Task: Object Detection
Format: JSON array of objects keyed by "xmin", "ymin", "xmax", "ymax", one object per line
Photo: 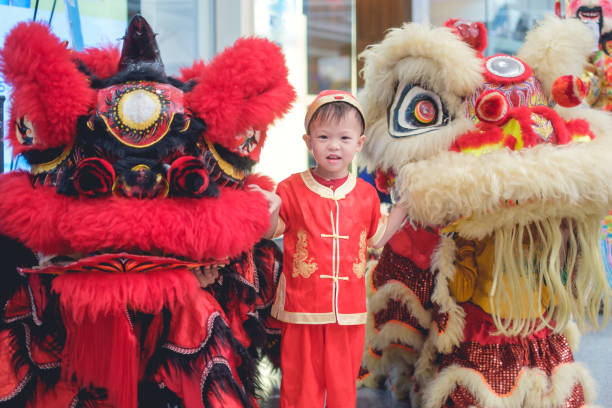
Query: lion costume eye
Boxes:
[{"xmin": 387, "ymin": 82, "xmax": 449, "ymax": 138}]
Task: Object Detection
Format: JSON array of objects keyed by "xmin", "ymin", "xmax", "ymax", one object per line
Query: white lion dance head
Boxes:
[{"xmin": 359, "ymin": 16, "xmax": 612, "ymax": 407}]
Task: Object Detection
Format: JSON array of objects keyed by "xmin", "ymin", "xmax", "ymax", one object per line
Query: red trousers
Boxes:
[{"xmin": 279, "ymin": 322, "xmax": 365, "ymax": 408}]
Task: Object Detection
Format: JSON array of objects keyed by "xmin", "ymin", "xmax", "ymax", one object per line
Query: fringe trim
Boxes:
[
  {"xmin": 486, "ymin": 217, "xmax": 610, "ymax": 336},
  {"xmin": 201, "ymin": 357, "xmax": 252, "ymax": 408},
  {"xmin": 422, "ymin": 361, "xmax": 597, "ymax": 408}
]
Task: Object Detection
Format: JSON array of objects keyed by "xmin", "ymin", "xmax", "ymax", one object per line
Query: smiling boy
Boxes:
[{"xmin": 253, "ymin": 90, "xmax": 405, "ymax": 407}]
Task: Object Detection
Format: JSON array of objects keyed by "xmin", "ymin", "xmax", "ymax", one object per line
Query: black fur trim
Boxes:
[
  {"xmin": 212, "ymin": 143, "xmax": 257, "ymax": 172},
  {"xmin": 242, "ymin": 316, "xmax": 266, "ymax": 351},
  {"xmin": 151, "ymin": 310, "xmax": 258, "ymax": 400},
  {"xmin": 21, "ymin": 146, "xmax": 67, "ymax": 166},
  {"xmin": 0, "ymin": 235, "xmax": 37, "ymax": 318},
  {"xmin": 87, "ymin": 63, "xmax": 181, "ymax": 90},
  {"xmin": 201, "ymin": 361, "xmax": 252, "ymax": 408},
  {"xmin": 138, "ymin": 382, "xmax": 183, "ymax": 408},
  {"xmin": 141, "ymin": 308, "xmax": 172, "ymax": 379},
  {"xmin": 73, "ymin": 387, "xmax": 109, "ymax": 408},
  {"xmin": 76, "ymin": 114, "xmax": 204, "ymax": 164},
  {"xmin": 75, "ymin": 58, "xmax": 197, "ymax": 93}
]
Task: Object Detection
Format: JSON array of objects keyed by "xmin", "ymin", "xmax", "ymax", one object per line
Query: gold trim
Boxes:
[
  {"xmin": 292, "ymin": 229, "xmax": 317, "ymax": 278},
  {"xmin": 101, "ymin": 111, "xmax": 176, "ymax": 149},
  {"xmin": 30, "ymin": 147, "xmax": 72, "ymax": 175},
  {"xmin": 337, "ymin": 312, "xmax": 367, "ymax": 325},
  {"xmin": 274, "ymin": 310, "xmax": 338, "ymax": 324},
  {"xmin": 271, "ymin": 217, "xmax": 286, "ymax": 239},
  {"xmin": 368, "ymin": 214, "xmax": 388, "ymax": 247},
  {"xmin": 271, "ymin": 273, "xmax": 286, "ymax": 319},
  {"xmin": 353, "ymin": 230, "xmax": 367, "ymax": 278},
  {"xmin": 205, "ymin": 138, "xmax": 245, "ymax": 180},
  {"xmin": 299, "ymin": 170, "xmax": 357, "ymax": 199}
]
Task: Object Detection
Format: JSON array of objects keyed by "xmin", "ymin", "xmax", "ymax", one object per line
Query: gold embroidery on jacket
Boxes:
[
  {"xmin": 352, "ymin": 230, "xmax": 367, "ymax": 278},
  {"xmin": 293, "ymin": 229, "xmax": 317, "ymax": 278}
]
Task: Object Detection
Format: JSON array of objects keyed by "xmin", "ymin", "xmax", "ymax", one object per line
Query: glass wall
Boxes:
[
  {"xmin": 429, "ymin": 0, "xmax": 556, "ymax": 55},
  {"xmin": 0, "ymin": 0, "xmax": 129, "ymax": 172},
  {"xmin": 0, "ymin": 0, "xmax": 566, "ymax": 176}
]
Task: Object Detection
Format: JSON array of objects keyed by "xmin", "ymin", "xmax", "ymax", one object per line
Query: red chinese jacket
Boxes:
[{"xmin": 271, "ymin": 170, "xmax": 385, "ymax": 325}]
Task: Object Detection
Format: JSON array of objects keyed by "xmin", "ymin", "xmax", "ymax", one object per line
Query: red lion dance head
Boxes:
[{"xmin": 0, "ymin": 16, "xmax": 294, "ymax": 408}]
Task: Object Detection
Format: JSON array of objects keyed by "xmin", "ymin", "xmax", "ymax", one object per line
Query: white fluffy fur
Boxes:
[
  {"xmin": 396, "ymin": 113, "xmax": 612, "ymax": 233},
  {"xmin": 368, "ymin": 281, "xmax": 433, "ymax": 328},
  {"xmin": 422, "ymin": 362, "xmax": 597, "ymax": 408},
  {"xmin": 563, "ymin": 320, "xmax": 581, "ymax": 353},
  {"xmin": 518, "ymin": 16, "xmax": 595, "ymax": 95},
  {"xmin": 358, "ymin": 22, "xmax": 483, "ymax": 172},
  {"xmin": 368, "ymin": 322, "xmax": 426, "ymax": 353},
  {"xmin": 428, "ymin": 235, "xmax": 465, "ymax": 353},
  {"xmin": 412, "ymin": 235, "xmax": 465, "ymax": 402},
  {"xmin": 359, "ymin": 116, "xmax": 475, "ymax": 173},
  {"xmin": 362, "ymin": 309, "xmax": 419, "ymax": 401}
]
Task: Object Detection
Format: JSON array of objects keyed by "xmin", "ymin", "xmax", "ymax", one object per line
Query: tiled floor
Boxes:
[{"xmin": 258, "ymin": 321, "xmax": 612, "ymax": 407}]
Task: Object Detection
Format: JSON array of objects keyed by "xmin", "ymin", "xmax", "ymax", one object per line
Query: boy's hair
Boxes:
[{"xmin": 307, "ymin": 101, "xmax": 365, "ymax": 134}]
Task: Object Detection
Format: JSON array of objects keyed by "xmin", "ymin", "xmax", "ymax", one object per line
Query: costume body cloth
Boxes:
[
  {"xmin": 437, "ymin": 236, "xmax": 588, "ymax": 407},
  {"xmin": 270, "ymin": 170, "xmax": 385, "ymax": 408}
]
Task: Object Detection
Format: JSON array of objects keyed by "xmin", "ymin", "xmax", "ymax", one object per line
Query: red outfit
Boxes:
[{"xmin": 271, "ymin": 170, "xmax": 384, "ymax": 407}]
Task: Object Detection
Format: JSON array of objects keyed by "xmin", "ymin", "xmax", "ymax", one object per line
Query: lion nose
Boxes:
[{"xmin": 114, "ymin": 163, "xmax": 169, "ymax": 199}]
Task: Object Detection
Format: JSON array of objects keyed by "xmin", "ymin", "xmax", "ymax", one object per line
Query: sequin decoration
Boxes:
[
  {"xmin": 440, "ymin": 329, "xmax": 579, "ymax": 401},
  {"xmin": 448, "ymin": 385, "xmax": 480, "ymax": 407},
  {"xmin": 372, "ymin": 246, "xmax": 436, "ymax": 308},
  {"xmin": 432, "ymin": 303, "xmax": 450, "ymax": 334},
  {"xmin": 373, "ymin": 299, "xmax": 428, "ymax": 336}
]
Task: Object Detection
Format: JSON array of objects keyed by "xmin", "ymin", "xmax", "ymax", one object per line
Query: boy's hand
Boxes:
[
  {"xmin": 248, "ymin": 184, "xmax": 281, "ymax": 214},
  {"xmin": 193, "ymin": 265, "xmax": 220, "ymax": 288}
]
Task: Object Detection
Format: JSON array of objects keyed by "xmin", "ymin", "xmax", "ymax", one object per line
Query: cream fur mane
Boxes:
[{"xmin": 358, "ymin": 23, "xmax": 483, "ymax": 173}]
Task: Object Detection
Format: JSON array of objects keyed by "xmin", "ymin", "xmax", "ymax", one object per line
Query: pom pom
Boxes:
[
  {"xmin": 551, "ymin": 75, "xmax": 585, "ymax": 107},
  {"xmin": 475, "ymin": 90, "xmax": 510, "ymax": 124},
  {"xmin": 168, "ymin": 156, "xmax": 215, "ymax": 197},
  {"xmin": 73, "ymin": 158, "xmax": 116, "ymax": 197},
  {"xmin": 375, "ymin": 168, "xmax": 396, "ymax": 194}
]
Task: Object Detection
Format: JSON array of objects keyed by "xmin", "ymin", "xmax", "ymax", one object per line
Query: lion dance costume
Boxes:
[
  {"xmin": 560, "ymin": 0, "xmax": 612, "ymax": 111},
  {"xmin": 0, "ymin": 16, "xmax": 294, "ymax": 408},
  {"xmin": 357, "ymin": 16, "xmax": 612, "ymax": 407}
]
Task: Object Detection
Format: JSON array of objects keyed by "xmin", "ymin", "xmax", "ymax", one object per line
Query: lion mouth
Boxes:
[
  {"xmin": 578, "ymin": 9, "xmax": 601, "ymax": 21},
  {"xmin": 20, "ymin": 252, "xmax": 228, "ymax": 276}
]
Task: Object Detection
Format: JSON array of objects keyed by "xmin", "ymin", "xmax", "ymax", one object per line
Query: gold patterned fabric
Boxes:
[
  {"xmin": 372, "ymin": 245, "xmax": 436, "ymax": 307},
  {"xmin": 352, "ymin": 230, "xmax": 367, "ymax": 278},
  {"xmin": 292, "ymin": 229, "xmax": 317, "ymax": 278}
]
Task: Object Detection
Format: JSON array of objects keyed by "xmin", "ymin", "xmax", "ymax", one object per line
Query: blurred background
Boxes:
[
  {"xmin": 0, "ymin": 0, "xmax": 556, "ymax": 179},
  {"xmin": 2, "ymin": 1, "xmax": 611, "ymax": 406}
]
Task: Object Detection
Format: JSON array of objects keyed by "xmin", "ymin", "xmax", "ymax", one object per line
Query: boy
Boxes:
[{"xmin": 254, "ymin": 90, "xmax": 404, "ymax": 408}]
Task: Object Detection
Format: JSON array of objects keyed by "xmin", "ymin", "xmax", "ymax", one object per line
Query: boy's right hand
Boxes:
[{"xmin": 248, "ymin": 184, "xmax": 281, "ymax": 215}]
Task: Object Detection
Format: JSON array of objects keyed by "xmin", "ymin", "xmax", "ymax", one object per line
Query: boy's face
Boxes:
[{"xmin": 304, "ymin": 110, "xmax": 365, "ymax": 180}]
